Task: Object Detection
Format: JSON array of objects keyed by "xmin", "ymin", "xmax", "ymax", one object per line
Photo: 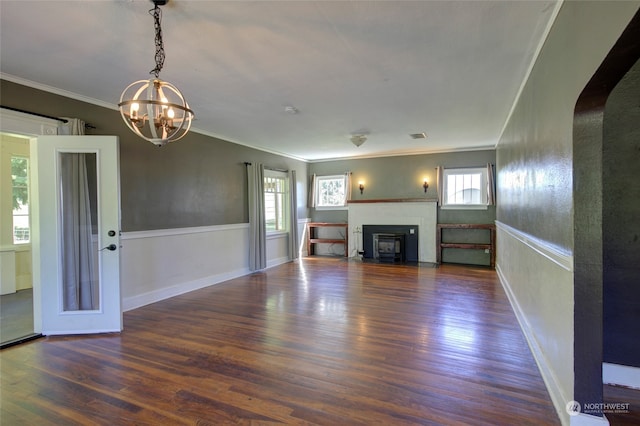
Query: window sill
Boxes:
[
  {"xmin": 440, "ymin": 205, "xmax": 489, "ymax": 210},
  {"xmin": 0, "ymin": 243, "xmax": 31, "ymax": 252},
  {"xmin": 266, "ymin": 230, "xmax": 289, "ymax": 240},
  {"xmin": 314, "ymin": 206, "xmax": 348, "ymax": 211}
]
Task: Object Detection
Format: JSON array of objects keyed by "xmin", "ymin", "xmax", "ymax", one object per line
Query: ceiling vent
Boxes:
[{"xmin": 410, "ymin": 132, "xmax": 427, "ymax": 140}]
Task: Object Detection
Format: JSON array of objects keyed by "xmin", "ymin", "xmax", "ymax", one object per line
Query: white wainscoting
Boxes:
[
  {"xmin": 266, "ymin": 231, "xmax": 291, "ymax": 269},
  {"xmin": 121, "ymin": 224, "xmax": 251, "ymax": 311},
  {"xmin": 120, "ymin": 220, "xmax": 309, "ymax": 311},
  {"xmin": 495, "ymin": 221, "xmax": 575, "ymax": 426},
  {"xmin": 0, "ymin": 249, "xmax": 16, "ymax": 295},
  {"xmin": 603, "ymin": 363, "xmax": 640, "ymax": 390}
]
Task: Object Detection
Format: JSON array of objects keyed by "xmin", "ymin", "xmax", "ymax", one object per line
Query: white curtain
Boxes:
[
  {"xmin": 435, "ymin": 166, "xmax": 444, "ymax": 206},
  {"xmin": 289, "ymin": 170, "xmax": 299, "ymax": 260},
  {"xmin": 487, "ymin": 163, "xmax": 496, "ymax": 206},
  {"xmin": 344, "ymin": 172, "xmax": 352, "ymax": 205},
  {"xmin": 247, "ymin": 163, "xmax": 266, "ymax": 270},
  {"xmin": 308, "ymin": 173, "xmax": 317, "ymax": 208},
  {"xmin": 61, "ymin": 153, "xmax": 96, "ymax": 310},
  {"xmin": 60, "ymin": 117, "xmax": 85, "ymax": 135}
]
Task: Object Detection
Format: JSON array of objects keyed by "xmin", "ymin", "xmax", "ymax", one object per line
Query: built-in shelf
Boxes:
[
  {"xmin": 306, "ymin": 222, "xmax": 348, "ymax": 257},
  {"xmin": 436, "ymin": 223, "xmax": 496, "ymax": 268}
]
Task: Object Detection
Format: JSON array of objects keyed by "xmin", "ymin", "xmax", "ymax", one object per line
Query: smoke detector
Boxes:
[{"xmin": 410, "ymin": 132, "xmax": 427, "ymax": 140}]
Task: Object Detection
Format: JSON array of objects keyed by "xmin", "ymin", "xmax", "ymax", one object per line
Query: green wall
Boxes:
[{"xmin": 309, "ymin": 149, "xmax": 496, "ymax": 265}]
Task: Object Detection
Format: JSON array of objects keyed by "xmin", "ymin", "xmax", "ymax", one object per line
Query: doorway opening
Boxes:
[
  {"xmin": 0, "ymin": 132, "xmax": 38, "ymax": 348},
  {"xmin": 573, "ymin": 8, "xmax": 640, "ymax": 421}
]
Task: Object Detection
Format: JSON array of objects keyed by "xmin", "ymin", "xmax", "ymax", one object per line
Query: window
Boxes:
[
  {"xmin": 264, "ymin": 170, "xmax": 288, "ymax": 232},
  {"xmin": 315, "ymin": 174, "xmax": 348, "ymax": 210},
  {"xmin": 442, "ymin": 167, "xmax": 487, "ymax": 209},
  {"xmin": 11, "ymin": 156, "xmax": 30, "ymax": 243}
]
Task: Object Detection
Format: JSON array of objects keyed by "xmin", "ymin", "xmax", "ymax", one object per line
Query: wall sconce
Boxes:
[
  {"xmin": 358, "ymin": 181, "xmax": 365, "ymax": 194},
  {"xmin": 423, "ymin": 178, "xmax": 429, "ymax": 193}
]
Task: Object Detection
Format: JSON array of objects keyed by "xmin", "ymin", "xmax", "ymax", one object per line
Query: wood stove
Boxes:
[
  {"xmin": 373, "ymin": 233, "xmax": 405, "ymax": 262},
  {"xmin": 362, "ymin": 225, "xmax": 419, "ymax": 263}
]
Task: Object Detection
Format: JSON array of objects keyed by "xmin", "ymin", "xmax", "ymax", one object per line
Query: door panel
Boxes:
[{"xmin": 31, "ymin": 136, "xmax": 121, "ymax": 334}]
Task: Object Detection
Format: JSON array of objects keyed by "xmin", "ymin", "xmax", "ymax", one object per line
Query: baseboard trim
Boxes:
[
  {"xmin": 496, "ymin": 263, "xmax": 570, "ymax": 425},
  {"xmin": 603, "ymin": 363, "xmax": 640, "ymax": 389},
  {"xmin": 266, "ymin": 256, "xmax": 291, "ymax": 269},
  {"xmin": 123, "ymin": 267, "xmax": 250, "ymax": 311}
]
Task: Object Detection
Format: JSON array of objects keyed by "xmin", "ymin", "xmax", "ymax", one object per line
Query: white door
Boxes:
[{"xmin": 31, "ymin": 136, "xmax": 121, "ymax": 335}]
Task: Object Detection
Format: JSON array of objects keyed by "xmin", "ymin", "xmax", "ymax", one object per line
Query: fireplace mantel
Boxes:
[{"xmin": 347, "ymin": 200, "xmax": 437, "ymax": 262}]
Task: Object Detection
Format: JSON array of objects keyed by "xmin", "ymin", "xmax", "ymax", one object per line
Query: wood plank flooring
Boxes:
[{"xmin": 1, "ymin": 259, "xmax": 560, "ymax": 425}]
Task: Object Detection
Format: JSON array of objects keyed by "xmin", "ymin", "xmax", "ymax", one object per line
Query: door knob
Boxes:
[{"xmin": 101, "ymin": 244, "xmax": 117, "ymax": 251}]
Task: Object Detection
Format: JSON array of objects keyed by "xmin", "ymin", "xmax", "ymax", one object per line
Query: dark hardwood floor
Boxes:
[
  {"xmin": 604, "ymin": 384, "xmax": 640, "ymax": 426},
  {"xmin": 1, "ymin": 258, "xmax": 561, "ymax": 425}
]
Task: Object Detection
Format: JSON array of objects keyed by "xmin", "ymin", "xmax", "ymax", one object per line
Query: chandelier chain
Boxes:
[{"xmin": 149, "ymin": 4, "xmax": 165, "ymax": 78}]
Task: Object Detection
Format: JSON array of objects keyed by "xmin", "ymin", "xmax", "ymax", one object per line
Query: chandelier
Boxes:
[{"xmin": 118, "ymin": 0, "xmax": 194, "ymax": 146}]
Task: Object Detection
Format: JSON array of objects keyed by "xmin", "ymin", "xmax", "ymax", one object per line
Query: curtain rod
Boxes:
[
  {"xmin": 436, "ymin": 164, "xmax": 493, "ymax": 169},
  {"xmin": 243, "ymin": 162, "xmax": 288, "ymax": 173},
  {"xmin": 2, "ymin": 105, "xmax": 68, "ymax": 122},
  {"xmin": 1, "ymin": 105, "xmax": 95, "ymax": 129}
]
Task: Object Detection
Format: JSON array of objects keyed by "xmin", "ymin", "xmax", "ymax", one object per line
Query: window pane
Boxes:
[
  {"xmin": 263, "ymin": 172, "xmax": 288, "ymax": 231},
  {"xmin": 12, "ymin": 156, "xmax": 30, "ymax": 244},
  {"xmin": 265, "ymin": 192, "xmax": 277, "ymax": 231},
  {"xmin": 445, "ymin": 171, "xmax": 483, "ymax": 205},
  {"xmin": 316, "ymin": 176, "xmax": 346, "ymax": 207}
]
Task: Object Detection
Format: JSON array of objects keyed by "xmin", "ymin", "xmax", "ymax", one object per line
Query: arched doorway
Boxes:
[{"xmin": 573, "ymin": 8, "xmax": 640, "ymax": 421}]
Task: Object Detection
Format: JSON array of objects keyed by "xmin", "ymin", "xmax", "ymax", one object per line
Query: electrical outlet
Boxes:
[{"xmin": 485, "ymin": 249, "xmax": 490, "ymax": 254}]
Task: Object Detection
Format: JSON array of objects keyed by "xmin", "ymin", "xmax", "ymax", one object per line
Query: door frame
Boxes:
[{"xmin": 0, "ymin": 107, "xmax": 60, "ymax": 335}]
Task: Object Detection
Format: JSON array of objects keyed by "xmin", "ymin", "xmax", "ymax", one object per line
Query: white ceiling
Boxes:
[{"xmin": 0, "ymin": 0, "xmax": 558, "ymax": 161}]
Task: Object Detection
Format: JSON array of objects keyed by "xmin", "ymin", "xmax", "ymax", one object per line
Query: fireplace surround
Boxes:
[{"xmin": 347, "ymin": 199, "xmax": 437, "ymax": 263}]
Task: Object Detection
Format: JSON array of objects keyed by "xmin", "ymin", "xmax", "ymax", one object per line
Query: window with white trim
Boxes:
[
  {"xmin": 264, "ymin": 170, "xmax": 288, "ymax": 232},
  {"xmin": 442, "ymin": 167, "xmax": 488, "ymax": 209},
  {"xmin": 315, "ymin": 174, "xmax": 348, "ymax": 210}
]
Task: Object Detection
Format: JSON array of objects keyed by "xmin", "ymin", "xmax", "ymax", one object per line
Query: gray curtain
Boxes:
[
  {"xmin": 247, "ymin": 163, "xmax": 266, "ymax": 270},
  {"xmin": 435, "ymin": 166, "xmax": 444, "ymax": 206},
  {"xmin": 487, "ymin": 163, "xmax": 496, "ymax": 206},
  {"xmin": 60, "ymin": 117, "xmax": 85, "ymax": 135},
  {"xmin": 344, "ymin": 171, "xmax": 352, "ymax": 205},
  {"xmin": 289, "ymin": 170, "xmax": 299, "ymax": 260},
  {"xmin": 308, "ymin": 173, "xmax": 316, "ymax": 208},
  {"xmin": 61, "ymin": 153, "xmax": 96, "ymax": 310}
]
